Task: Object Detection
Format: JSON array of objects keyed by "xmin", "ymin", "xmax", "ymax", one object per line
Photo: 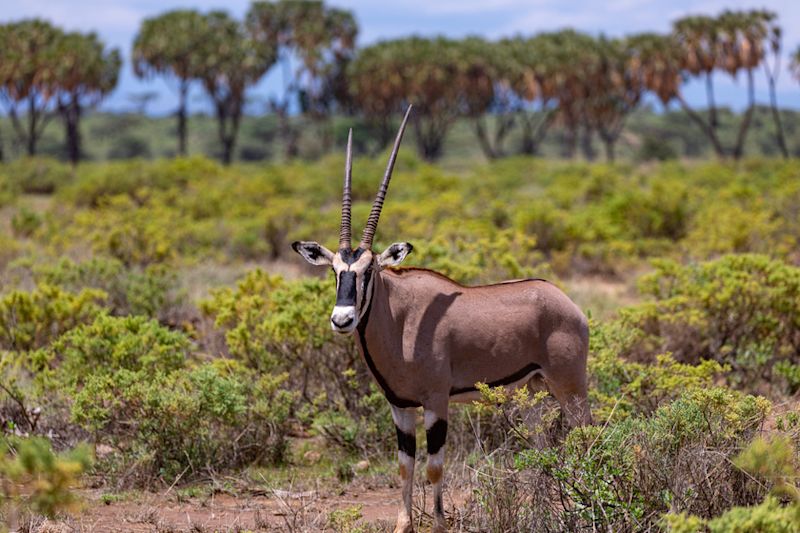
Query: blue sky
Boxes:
[{"xmin": 3, "ymin": 0, "xmax": 799, "ymax": 114}]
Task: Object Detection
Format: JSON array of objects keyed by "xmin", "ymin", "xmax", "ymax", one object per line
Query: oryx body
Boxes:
[{"xmin": 292, "ymin": 107, "xmax": 591, "ymax": 533}]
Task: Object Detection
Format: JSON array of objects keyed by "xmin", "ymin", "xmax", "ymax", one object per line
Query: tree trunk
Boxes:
[
  {"xmin": 580, "ymin": 126, "xmax": 595, "ymax": 161},
  {"xmin": 222, "ymin": 137, "xmax": 234, "ymax": 165},
  {"xmin": 61, "ymin": 95, "xmax": 82, "ymax": 165},
  {"xmin": 766, "ymin": 75, "xmax": 788, "ymax": 159},
  {"xmin": 562, "ymin": 125, "xmax": 578, "ymax": 159},
  {"xmin": 732, "ymin": 68, "xmax": 756, "ymax": 161},
  {"xmin": 216, "ymin": 98, "xmax": 242, "ymax": 166},
  {"xmin": 602, "ymin": 136, "xmax": 615, "ymax": 162},
  {"xmin": 474, "ymin": 117, "xmax": 497, "ymax": 159},
  {"xmin": 276, "ymin": 52, "xmax": 299, "ymax": 160},
  {"xmin": 177, "ymin": 80, "xmax": 189, "ymax": 157},
  {"xmin": 414, "ymin": 117, "xmax": 446, "ymax": 161},
  {"xmin": 484, "ymin": 113, "xmax": 516, "ymax": 159},
  {"xmin": 274, "ymin": 105, "xmax": 299, "ymax": 160},
  {"xmin": 705, "ymin": 72, "xmax": 718, "ymax": 130},
  {"xmin": 519, "ymin": 110, "xmax": 553, "ymax": 155},
  {"xmin": 0, "ymin": 120, "xmax": 5, "ymax": 163},
  {"xmin": 27, "ymin": 95, "xmax": 38, "ymax": 156},
  {"xmin": 676, "ymin": 94, "xmax": 725, "ymax": 158}
]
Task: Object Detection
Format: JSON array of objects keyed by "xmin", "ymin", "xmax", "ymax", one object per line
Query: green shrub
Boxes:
[
  {"xmin": 0, "ymin": 169, "xmax": 19, "ymax": 207},
  {"xmin": 34, "ymin": 257, "xmax": 182, "ymax": 321},
  {"xmin": 637, "ymin": 136, "xmax": 678, "ymax": 161},
  {"xmin": 202, "ymin": 270, "xmax": 395, "ymax": 454},
  {"xmin": 664, "ymin": 436, "xmax": 800, "ymax": 532},
  {"xmin": 590, "ymin": 322, "xmax": 726, "ymax": 420},
  {"xmin": 3, "ymin": 157, "xmax": 73, "ymax": 194},
  {"xmin": 71, "ymin": 360, "xmax": 294, "ymax": 483},
  {"xmin": 0, "ymin": 284, "xmax": 106, "ymax": 351},
  {"xmin": 507, "ymin": 388, "xmax": 771, "ymax": 532},
  {"xmin": 623, "ymin": 255, "xmax": 800, "ymax": 390},
  {"xmin": 10, "ymin": 207, "xmax": 42, "ymax": 238},
  {"xmin": 59, "ymin": 157, "xmax": 220, "ymax": 207},
  {"xmin": 45, "ymin": 314, "xmax": 189, "ymax": 387},
  {"xmin": 311, "ymin": 380, "xmax": 394, "ymax": 455},
  {"xmin": 774, "ymin": 361, "xmax": 800, "ymax": 395},
  {"xmin": 0, "ymin": 436, "xmax": 92, "ymax": 518}
]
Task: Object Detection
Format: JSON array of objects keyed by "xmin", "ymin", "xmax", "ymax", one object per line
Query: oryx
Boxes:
[{"xmin": 292, "ymin": 106, "xmax": 591, "ymax": 533}]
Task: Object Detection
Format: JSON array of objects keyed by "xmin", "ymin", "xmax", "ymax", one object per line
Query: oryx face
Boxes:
[
  {"xmin": 291, "ymin": 106, "xmax": 414, "ymax": 334},
  {"xmin": 291, "ymin": 242, "xmax": 413, "ymax": 334}
]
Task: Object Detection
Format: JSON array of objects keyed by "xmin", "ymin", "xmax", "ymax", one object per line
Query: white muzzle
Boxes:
[{"xmin": 331, "ymin": 305, "xmax": 357, "ymax": 333}]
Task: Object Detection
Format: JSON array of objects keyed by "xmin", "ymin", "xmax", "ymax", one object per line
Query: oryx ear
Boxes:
[
  {"xmin": 378, "ymin": 242, "xmax": 413, "ymax": 268},
  {"xmin": 291, "ymin": 241, "xmax": 335, "ymax": 266}
]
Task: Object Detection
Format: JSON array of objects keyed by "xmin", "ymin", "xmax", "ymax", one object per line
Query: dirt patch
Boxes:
[
  {"xmin": 40, "ymin": 486, "xmax": 400, "ymax": 532},
  {"xmin": 25, "ymin": 480, "xmax": 471, "ymax": 532}
]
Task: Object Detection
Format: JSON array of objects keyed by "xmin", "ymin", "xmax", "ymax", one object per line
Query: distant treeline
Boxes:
[
  {"xmin": 2, "ymin": 106, "xmax": 799, "ymax": 166},
  {"xmin": 2, "ymin": 2, "xmax": 800, "ymax": 164}
]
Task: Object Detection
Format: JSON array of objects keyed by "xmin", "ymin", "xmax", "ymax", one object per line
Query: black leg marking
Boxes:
[
  {"xmin": 426, "ymin": 419, "xmax": 448, "ymax": 455},
  {"xmin": 434, "ymin": 493, "xmax": 443, "ymax": 516},
  {"xmin": 395, "ymin": 425, "xmax": 416, "ymax": 457}
]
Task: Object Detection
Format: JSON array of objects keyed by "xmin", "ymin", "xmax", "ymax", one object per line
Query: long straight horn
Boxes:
[
  {"xmin": 339, "ymin": 128, "xmax": 353, "ymax": 250},
  {"xmin": 360, "ymin": 105, "xmax": 413, "ymax": 250}
]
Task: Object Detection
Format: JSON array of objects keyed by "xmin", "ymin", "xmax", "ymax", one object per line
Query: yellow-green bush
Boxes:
[
  {"xmin": 621, "ymin": 254, "xmax": 800, "ymax": 390},
  {"xmin": 71, "ymin": 360, "xmax": 294, "ymax": 482},
  {"xmin": 506, "ymin": 388, "xmax": 771, "ymax": 532},
  {"xmin": 9, "ymin": 155, "xmax": 798, "ymax": 276},
  {"xmin": 32, "ymin": 257, "xmax": 182, "ymax": 322},
  {"xmin": 202, "ymin": 270, "xmax": 394, "ymax": 454},
  {"xmin": 0, "ymin": 436, "xmax": 92, "ymax": 519},
  {"xmin": 3, "ymin": 157, "xmax": 74, "ymax": 194},
  {"xmin": 590, "ymin": 322, "xmax": 726, "ymax": 419},
  {"xmin": 0, "ymin": 284, "xmax": 106, "ymax": 351},
  {"xmin": 664, "ymin": 436, "xmax": 800, "ymax": 532}
]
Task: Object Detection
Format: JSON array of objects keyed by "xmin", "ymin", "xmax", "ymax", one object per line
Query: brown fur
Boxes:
[
  {"xmin": 357, "ymin": 267, "xmax": 591, "ymax": 425},
  {"xmin": 426, "ymin": 464, "xmax": 443, "ymax": 484}
]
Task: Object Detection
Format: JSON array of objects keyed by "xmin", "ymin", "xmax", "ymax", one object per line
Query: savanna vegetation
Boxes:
[
  {"xmin": 0, "ymin": 153, "xmax": 799, "ymax": 531},
  {"xmin": 2, "ymin": 0, "xmax": 800, "ymax": 531}
]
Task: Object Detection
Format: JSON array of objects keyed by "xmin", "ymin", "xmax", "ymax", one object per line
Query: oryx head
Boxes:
[{"xmin": 292, "ymin": 106, "xmax": 414, "ymax": 334}]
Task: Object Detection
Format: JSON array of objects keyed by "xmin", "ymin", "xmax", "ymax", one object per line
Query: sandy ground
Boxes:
[
  {"xmin": 14, "ymin": 482, "xmax": 471, "ymax": 532},
  {"xmin": 12, "ymin": 487, "xmax": 397, "ymax": 532}
]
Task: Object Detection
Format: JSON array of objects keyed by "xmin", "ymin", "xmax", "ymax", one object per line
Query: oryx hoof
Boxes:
[
  {"xmin": 393, "ymin": 523, "xmax": 414, "ymax": 533},
  {"xmin": 394, "ymin": 511, "xmax": 414, "ymax": 533}
]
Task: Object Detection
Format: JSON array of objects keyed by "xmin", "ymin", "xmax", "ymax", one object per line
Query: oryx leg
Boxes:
[
  {"xmin": 545, "ymin": 372, "xmax": 592, "ymax": 427},
  {"xmin": 424, "ymin": 398, "xmax": 448, "ymax": 533},
  {"xmin": 544, "ymin": 331, "xmax": 593, "ymax": 427},
  {"xmin": 391, "ymin": 405, "xmax": 417, "ymax": 533}
]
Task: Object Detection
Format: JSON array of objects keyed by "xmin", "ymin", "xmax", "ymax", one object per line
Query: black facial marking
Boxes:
[
  {"xmin": 449, "ymin": 363, "xmax": 542, "ymax": 396},
  {"xmin": 336, "ymin": 271, "xmax": 357, "ymax": 306},
  {"xmin": 339, "ymin": 247, "xmax": 365, "ymax": 265},
  {"xmin": 395, "ymin": 425, "xmax": 416, "ymax": 457},
  {"xmin": 426, "ymin": 419, "xmax": 448, "ymax": 455}
]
